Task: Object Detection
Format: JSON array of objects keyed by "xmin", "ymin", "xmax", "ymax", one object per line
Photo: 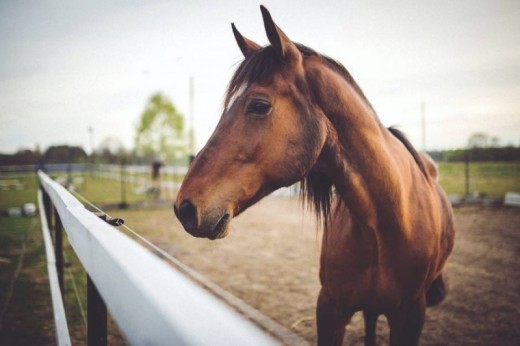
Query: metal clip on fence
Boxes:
[{"xmin": 94, "ymin": 212, "xmax": 124, "ymax": 226}]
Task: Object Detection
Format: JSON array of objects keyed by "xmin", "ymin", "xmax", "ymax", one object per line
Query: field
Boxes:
[
  {"xmin": 0, "ymin": 174, "xmax": 125, "ymax": 345},
  {"xmin": 0, "ymin": 163, "xmax": 519, "ymax": 345},
  {"xmin": 437, "ymin": 161, "xmax": 520, "ymax": 197}
]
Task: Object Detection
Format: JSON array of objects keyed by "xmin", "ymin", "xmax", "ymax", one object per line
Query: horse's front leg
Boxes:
[
  {"xmin": 386, "ymin": 296, "xmax": 426, "ymax": 346},
  {"xmin": 316, "ymin": 288, "xmax": 353, "ymax": 346}
]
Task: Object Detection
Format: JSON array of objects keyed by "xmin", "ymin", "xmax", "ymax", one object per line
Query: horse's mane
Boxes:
[
  {"xmin": 226, "ymin": 44, "xmax": 427, "ymax": 223},
  {"xmin": 387, "ymin": 127, "xmax": 428, "ymax": 178}
]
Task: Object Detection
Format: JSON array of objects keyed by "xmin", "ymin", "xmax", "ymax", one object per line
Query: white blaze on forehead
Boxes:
[{"xmin": 225, "ymin": 83, "xmax": 248, "ymax": 112}]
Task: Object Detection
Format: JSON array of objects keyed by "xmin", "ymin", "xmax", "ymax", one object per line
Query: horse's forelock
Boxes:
[{"xmin": 225, "ymin": 46, "xmax": 280, "ymax": 108}]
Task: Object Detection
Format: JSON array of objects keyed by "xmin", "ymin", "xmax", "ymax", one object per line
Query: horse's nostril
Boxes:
[{"xmin": 176, "ymin": 200, "xmax": 198, "ymax": 231}]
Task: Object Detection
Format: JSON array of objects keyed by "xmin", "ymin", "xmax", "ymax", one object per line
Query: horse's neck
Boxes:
[{"xmin": 308, "ymin": 63, "xmax": 413, "ymax": 231}]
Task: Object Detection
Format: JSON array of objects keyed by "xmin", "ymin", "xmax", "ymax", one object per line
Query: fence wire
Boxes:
[{"xmin": 69, "ymin": 189, "xmax": 309, "ymax": 346}]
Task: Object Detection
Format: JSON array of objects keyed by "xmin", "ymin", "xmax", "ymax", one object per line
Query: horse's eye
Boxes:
[{"xmin": 246, "ymin": 99, "xmax": 271, "ymax": 118}]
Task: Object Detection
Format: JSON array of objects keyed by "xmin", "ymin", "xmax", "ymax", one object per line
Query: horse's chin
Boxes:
[{"xmin": 207, "ymin": 213, "xmax": 232, "ymax": 240}]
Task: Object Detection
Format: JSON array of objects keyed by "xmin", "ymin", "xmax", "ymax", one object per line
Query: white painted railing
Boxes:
[
  {"xmin": 504, "ymin": 192, "xmax": 520, "ymax": 207},
  {"xmin": 37, "ymin": 190, "xmax": 71, "ymax": 346},
  {"xmin": 38, "ymin": 170, "xmax": 278, "ymax": 345}
]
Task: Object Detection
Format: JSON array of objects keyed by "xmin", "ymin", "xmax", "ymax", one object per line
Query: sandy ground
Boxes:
[{"xmin": 117, "ymin": 198, "xmax": 520, "ymax": 345}]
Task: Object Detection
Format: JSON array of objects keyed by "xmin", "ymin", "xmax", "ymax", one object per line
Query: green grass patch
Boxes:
[
  {"xmin": 0, "ymin": 174, "xmax": 38, "ymax": 211},
  {"xmin": 438, "ymin": 161, "xmax": 520, "ymax": 197},
  {"xmin": 76, "ymin": 176, "xmax": 145, "ymax": 205},
  {"xmin": 0, "ymin": 172, "xmax": 126, "ymax": 344},
  {"xmin": 0, "ymin": 214, "xmax": 55, "ymax": 345}
]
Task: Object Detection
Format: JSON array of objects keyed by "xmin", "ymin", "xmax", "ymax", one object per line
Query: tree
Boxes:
[
  {"xmin": 41, "ymin": 145, "xmax": 87, "ymax": 164},
  {"xmin": 97, "ymin": 136, "xmax": 126, "ymax": 163},
  {"xmin": 134, "ymin": 93, "xmax": 188, "ymax": 161},
  {"xmin": 467, "ymin": 132, "xmax": 489, "ymax": 148},
  {"xmin": 0, "ymin": 149, "xmax": 42, "ymax": 166}
]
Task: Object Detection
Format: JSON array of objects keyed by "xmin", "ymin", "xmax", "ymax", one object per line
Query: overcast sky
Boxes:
[{"xmin": 1, "ymin": 0, "xmax": 519, "ymax": 154}]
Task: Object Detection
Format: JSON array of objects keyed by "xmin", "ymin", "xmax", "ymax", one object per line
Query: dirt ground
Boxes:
[{"xmin": 118, "ymin": 198, "xmax": 520, "ymax": 345}]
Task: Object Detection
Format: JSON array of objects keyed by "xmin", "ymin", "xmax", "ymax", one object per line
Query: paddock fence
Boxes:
[
  {"xmin": 1, "ymin": 164, "xmax": 299, "ymax": 204},
  {"xmin": 37, "ymin": 170, "xmax": 280, "ymax": 345}
]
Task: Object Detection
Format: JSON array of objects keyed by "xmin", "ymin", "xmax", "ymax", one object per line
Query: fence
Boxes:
[
  {"xmin": 37, "ymin": 170, "xmax": 278, "ymax": 345},
  {"xmin": 1, "ymin": 163, "xmax": 298, "ymax": 197}
]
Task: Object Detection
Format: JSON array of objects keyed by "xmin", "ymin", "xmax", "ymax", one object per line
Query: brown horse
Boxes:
[{"xmin": 174, "ymin": 6, "xmax": 455, "ymax": 346}]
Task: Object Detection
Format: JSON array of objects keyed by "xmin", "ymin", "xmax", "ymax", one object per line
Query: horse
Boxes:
[{"xmin": 174, "ymin": 6, "xmax": 455, "ymax": 346}]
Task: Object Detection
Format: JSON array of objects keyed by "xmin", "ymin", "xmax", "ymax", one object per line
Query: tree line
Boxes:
[
  {"xmin": 427, "ymin": 146, "xmax": 520, "ymax": 162},
  {"xmin": 0, "ymin": 146, "xmax": 87, "ymax": 166},
  {"xmin": 2, "ymin": 144, "xmax": 519, "ymax": 166}
]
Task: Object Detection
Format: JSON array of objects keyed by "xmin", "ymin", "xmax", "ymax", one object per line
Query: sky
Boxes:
[{"xmin": 1, "ymin": 0, "xmax": 519, "ymax": 154}]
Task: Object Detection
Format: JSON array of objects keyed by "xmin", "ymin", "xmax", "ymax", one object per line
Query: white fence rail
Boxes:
[
  {"xmin": 504, "ymin": 192, "xmax": 520, "ymax": 207},
  {"xmin": 37, "ymin": 190, "xmax": 71, "ymax": 346},
  {"xmin": 38, "ymin": 171, "xmax": 277, "ymax": 345}
]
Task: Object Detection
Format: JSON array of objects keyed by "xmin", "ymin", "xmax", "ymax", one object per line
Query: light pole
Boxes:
[
  {"xmin": 421, "ymin": 102, "xmax": 426, "ymax": 152},
  {"xmin": 88, "ymin": 126, "xmax": 94, "ymax": 177},
  {"xmin": 175, "ymin": 57, "xmax": 196, "ymax": 164},
  {"xmin": 189, "ymin": 75, "xmax": 196, "ymax": 163}
]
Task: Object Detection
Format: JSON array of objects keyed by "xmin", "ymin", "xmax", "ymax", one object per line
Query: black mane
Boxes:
[{"xmin": 387, "ymin": 127, "xmax": 428, "ymax": 177}]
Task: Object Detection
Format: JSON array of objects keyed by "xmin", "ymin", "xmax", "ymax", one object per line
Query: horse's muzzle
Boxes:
[{"xmin": 174, "ymin": 199, "xmax": 231, "ymax": 240}]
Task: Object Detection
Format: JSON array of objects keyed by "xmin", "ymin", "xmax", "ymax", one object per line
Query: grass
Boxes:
[
  {"xmin": 0, "ymin": 210, "xmax": 54, "ymax": 344},
  {"xmin": 0, "ymin": 172, "xmax": 126, "ymax": 345},
  {"xmin": 0, "ymin": 172, "xmax": 155, "ymax": 210},
  {"xmin": 76, "ymin": 176, "xmax": 145, "ymax": 205},
  {"xmin": 66, "ymin": 173, "xmax": 175, "ymax": 206},
  {"xmin": 437, "ymin": 162, "xmax": 520, "ymax": 197},
  {"xmin": 0, "ymin": 174, "xmax": 39, "ymax": 211}
]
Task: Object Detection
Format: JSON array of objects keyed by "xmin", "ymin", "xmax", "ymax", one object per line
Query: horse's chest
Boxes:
[
  {"xmin": 320, "ymin": 228, "xmax": 378, "ymax": 303},
  {"xmin": 320, "ymin": 229, "xmax": 429, "ymax": 310}
]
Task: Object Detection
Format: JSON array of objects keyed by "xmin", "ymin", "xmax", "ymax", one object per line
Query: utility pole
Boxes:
[
  {"xmin": 189, "ymin": 75, "xmax": 195, "ymax": 163},
  {"xmin": 88, "ymin": 126, "xmax": 94, "ymax": 177},
  {"xmin": 464, "ymin": 150, "xmax": 470, "ymax": 197},
  {"xmin": 421, "ymin": 102, "xmax": 426, "ymax": 152},
  {"xmin": 119, "ymin": 156, "xmax": 128, "ymax": 209}
]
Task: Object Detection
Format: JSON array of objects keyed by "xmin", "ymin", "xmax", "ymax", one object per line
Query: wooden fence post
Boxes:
[
  {"xmin": 53, "ymin": 208, "xmax": 64, "ymax": 292},
  {"xmin": 42, "ymin": 188, "xmax": 53, "ymax": 238},
  {"xmin": 87, "ymin": 275, "xmax": 107, "ymax": 346}
]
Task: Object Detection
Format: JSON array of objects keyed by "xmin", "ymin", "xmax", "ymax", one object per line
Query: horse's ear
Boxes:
[
  {"xmin": 232, "ymin": 23, "xmax": 261, "ymax": 58},
  {"xmin": 260, "ymin": 5, "xmax": 299, "ymax": 62}
]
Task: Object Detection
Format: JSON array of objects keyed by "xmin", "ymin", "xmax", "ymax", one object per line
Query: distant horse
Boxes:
[{"xmin": 175, "ymin": 6, "xmax": 455, "ymax": 346}]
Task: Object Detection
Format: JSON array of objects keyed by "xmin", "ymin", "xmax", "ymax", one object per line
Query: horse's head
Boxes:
[{"xmin": 174, "ymin": 6, "xmax": 329, "ymax": 239}]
